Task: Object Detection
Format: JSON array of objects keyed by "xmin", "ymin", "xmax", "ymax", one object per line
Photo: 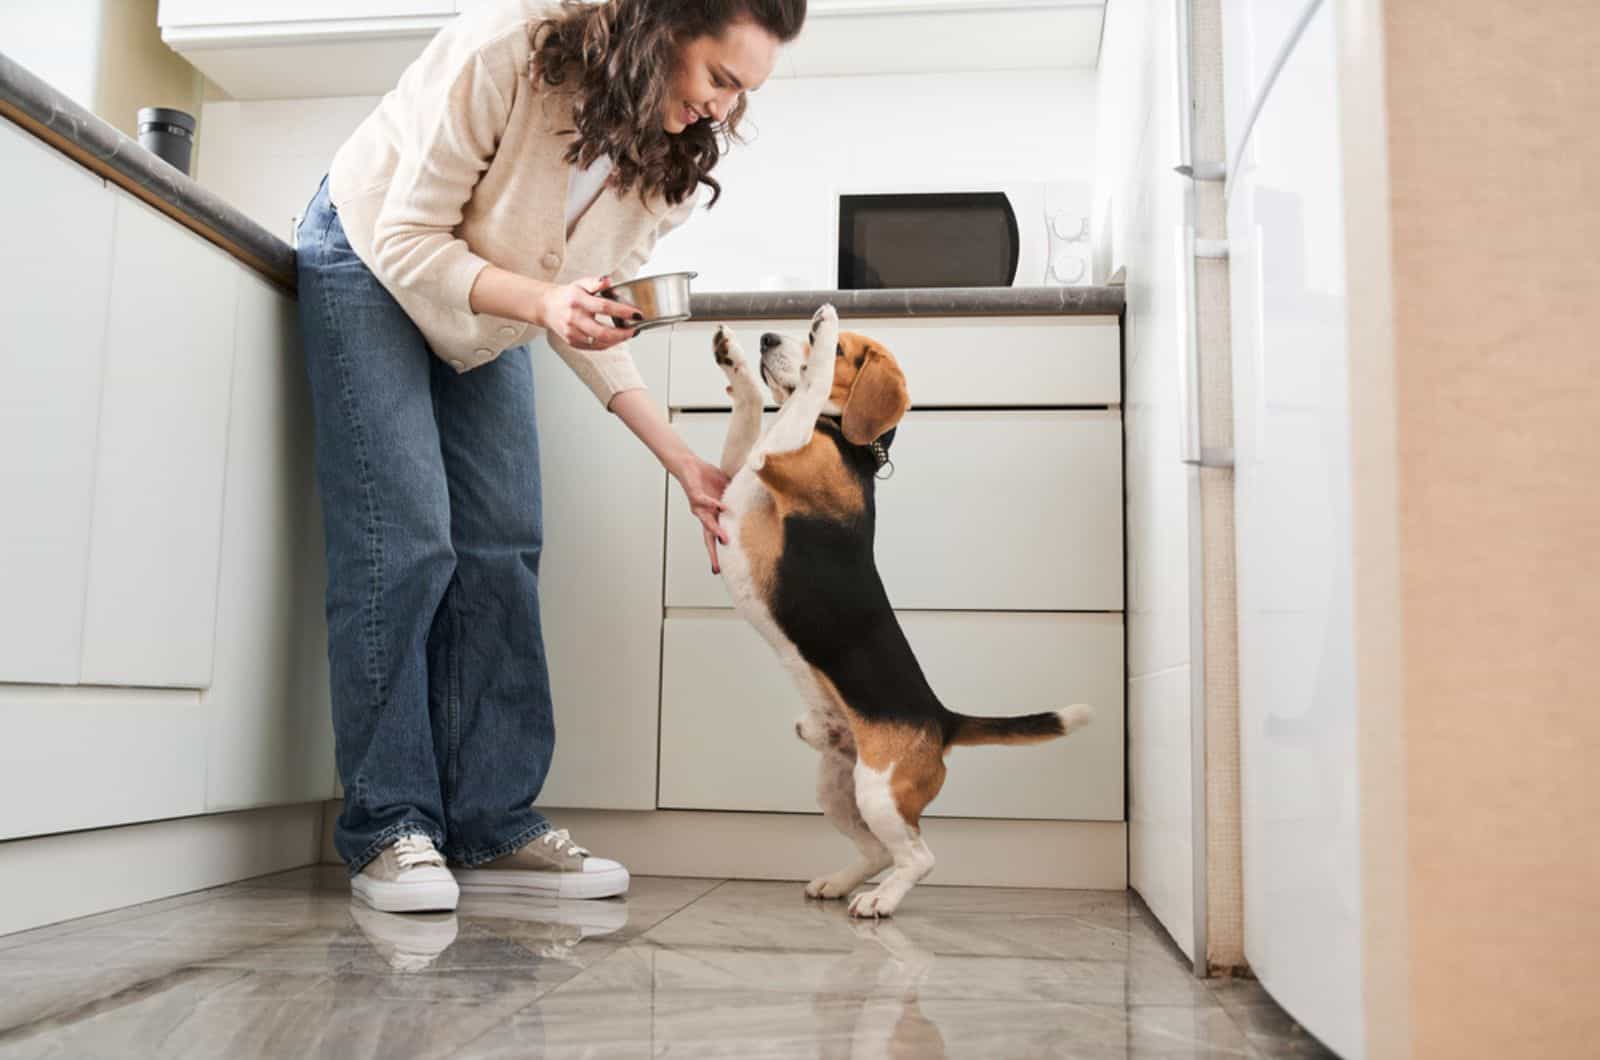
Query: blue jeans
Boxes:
[{"xmin": 295, "ymin": 176, "xmax": 553, "ymax": 874}]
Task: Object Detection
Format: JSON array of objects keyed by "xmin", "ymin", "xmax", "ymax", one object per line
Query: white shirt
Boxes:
[{"xmin": 565, "ymin": 153, "xmax": 615, "ymax": 235}]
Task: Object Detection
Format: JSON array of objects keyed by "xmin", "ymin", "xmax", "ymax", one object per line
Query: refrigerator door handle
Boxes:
[{"xmin": 1177, "ymin": 223, "xmax": 1235, "ymax": 470}]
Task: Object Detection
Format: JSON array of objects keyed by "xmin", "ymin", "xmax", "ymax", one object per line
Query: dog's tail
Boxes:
[{"xmin": 942, "ymin": 704, "xmax": 1093, "ymax": 748}]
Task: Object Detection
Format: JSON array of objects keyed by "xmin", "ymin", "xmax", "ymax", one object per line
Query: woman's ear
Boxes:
[{"xmin": 841, "ymin": 348, "xmax": 910, "ymax": 445}]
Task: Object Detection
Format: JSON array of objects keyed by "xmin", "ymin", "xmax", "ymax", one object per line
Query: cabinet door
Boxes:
[
  {"xmin": 666, "ymin": 410, "xmax": 1125, "ymax": 611},
  {"xmin": 530, "ymin": 330, "xmax": 670, "ymax": 810},
  {"xmin": 0, "ymin": 121, "xmax": 114, "ymax": 684},
  {"xmin": 203, "ymin": 271, "xmax": 336, "ymax": 811},
  {"xmin": 659, "ymin": 610, "xmax": 1124, "ymax": 820},
  {"xmin": 78, "ymin": 191, "xmax": 239, "ymax": 688}
]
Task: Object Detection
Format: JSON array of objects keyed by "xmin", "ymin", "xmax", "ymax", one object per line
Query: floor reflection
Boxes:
[
  {"xmin": 815, "ymin": 919, "xmax": 947, "ymax": 1060},
  {"xmin": 0, "ymin": 871, "xmax": 1334, "ymax": 1059}
]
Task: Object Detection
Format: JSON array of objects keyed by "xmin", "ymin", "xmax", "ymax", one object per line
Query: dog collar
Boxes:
[{"xmin": 818, "ymin": 416, "xmax": 895, "ymax": 481}]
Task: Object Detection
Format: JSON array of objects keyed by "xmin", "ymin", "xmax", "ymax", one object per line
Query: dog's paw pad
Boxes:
[
  {"xmin": 712, "ymin": 325, "xmax": 740, "ymax": 367},
  {"xmin": 810, "ymin": 304, "xmax": 838, "ymax": 337}
]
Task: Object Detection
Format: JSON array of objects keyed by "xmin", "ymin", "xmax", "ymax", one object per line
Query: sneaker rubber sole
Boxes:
[
  {"xmin": 350, "ymin": 874, "xmax": 460, "ymax": 913},
  {"xmin": 453, "ymin": 864, "xmax": 630, "ymax": 900}
]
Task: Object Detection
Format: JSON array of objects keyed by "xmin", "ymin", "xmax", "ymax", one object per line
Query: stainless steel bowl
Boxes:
[{"xmin": 602, "ymin": 270, "xmax": 697, "ymax": 332}]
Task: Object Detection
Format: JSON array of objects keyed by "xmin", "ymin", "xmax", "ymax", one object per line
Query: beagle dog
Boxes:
[{"xmin": 710, "ymin": 304, "xmax": 1093, "ymax": 918}]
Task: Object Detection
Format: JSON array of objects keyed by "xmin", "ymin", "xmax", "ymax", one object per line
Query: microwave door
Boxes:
[
  {"xmin": 837, "ymin": 192, "xmax": 1023, "ymax": 288},
  {"xmin": 1005, "ymin": 184, "xmax": 1047, "ymax": 285}
]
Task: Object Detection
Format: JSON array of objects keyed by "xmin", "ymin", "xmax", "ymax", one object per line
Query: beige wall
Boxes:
[
  {"xmin": 1354, "ymin": 2, "xmax": 1600, "ymax": 1056},
  {"xmin": 93, "ymin": 0, "xmax": 203, "ymax": 142},
  {"xmin": 0, "ymin": 0, "xmax": 201, "ymax": 144}
]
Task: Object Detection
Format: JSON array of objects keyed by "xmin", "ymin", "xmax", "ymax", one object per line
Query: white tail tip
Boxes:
[{"xmin": 1058, "ymin": 704, "xmax": 1094, "ymax": 733}]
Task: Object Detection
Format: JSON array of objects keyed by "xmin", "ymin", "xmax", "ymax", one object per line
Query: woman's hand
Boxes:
[
  {"xmin": 605, "ymin": 391, "xmax": 731, "ymax": 574},
  {"xmin": 675, "ymin": 456, "xmax": 731, "ymax": 574},
  {"xmin": 536, "ymin": 275, "xmax": 645, "ymax": 350}
]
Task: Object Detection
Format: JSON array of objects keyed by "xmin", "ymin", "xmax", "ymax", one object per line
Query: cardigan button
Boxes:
[
  {"xmin": 541, "ymin": 251, "xmax": 561, "ymax": 271},
  {"xmin": 474, "ymin": 348, "xmax": 493, "ymax": 359},
  {"xmin": 449, "ymin": 358, "xmax": 465, "ymax": 370},
  {"xmin": 498, "ymin": 324, "xmax": 519, "ymax": 338}
]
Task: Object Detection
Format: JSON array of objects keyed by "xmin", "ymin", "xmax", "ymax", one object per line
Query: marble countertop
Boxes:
[{"xmin": 0, "ymin": 50, "xmax": 296, "ymax": 289}]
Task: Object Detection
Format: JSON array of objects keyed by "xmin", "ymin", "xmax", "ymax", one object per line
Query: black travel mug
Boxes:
[{"xmin": 137, "ymin": 107, "xmax": 196, "ymax": 176}]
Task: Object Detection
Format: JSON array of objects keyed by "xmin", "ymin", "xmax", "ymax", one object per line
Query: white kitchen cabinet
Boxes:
[
  {"xmin": 0, "ymin": 121, "xmax": 114, "ymax": 685},
  {"xmin": 0, "ymin": 685, "xmax": 209, "ymax": 841},
  {"xmin": 659, "ymin": 610, "xmax": 1124, "ymax": 820},
  {"xmin": 161, "ymin": 1, "xmax": 1105, "ymax": 98},
  {"xmin": 665, "ymin": 410, "xmax": 1125, "ymax": 611},
  {"xmin": 668, "ymin": 316, "xmax": 1122, "ymax": 410},
  {"xmin": 530, "ymin": 330, "xmax": 671, "ymax": 811},
  {"xmin": 77, "ymin": 191, "xmax": 239, "ymax": 689},
  {"xmin": 158, "ymin": 1, "xmax": 452, "ymax": 26},
  {"xmin": 202, "ymin": 271, "xmax": 336, "ymax": 811}
]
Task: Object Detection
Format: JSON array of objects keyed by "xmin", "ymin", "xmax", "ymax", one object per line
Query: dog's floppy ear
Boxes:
[{"xmin": 841, "ymin": 346, "xmax": 910, "ymax": 445}]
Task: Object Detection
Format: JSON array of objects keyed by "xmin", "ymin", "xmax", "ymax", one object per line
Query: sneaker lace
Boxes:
[
  {"xmin": 539, "ymin": 828, "xmax": 590, "ymax": 858},
  {"xmin": 393, "ymin": 834, "xmax": 444, "ymax": 870}
]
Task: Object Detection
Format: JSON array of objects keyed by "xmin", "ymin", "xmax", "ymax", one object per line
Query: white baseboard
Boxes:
[
  {"xmin": 0, "ymin": 803, "xmax": 324, "ymax": 937},
  {"xmin": 318, "ymin": 802, "xmax": 1126, "ymax": 890}
]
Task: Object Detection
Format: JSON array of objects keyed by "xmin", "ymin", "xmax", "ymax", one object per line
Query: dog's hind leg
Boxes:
[
  {"xmin": 805, "ymin": 749, "xmax": 892, "ymax": 900},
  {"xmin": 712, "ymin": 324, "xmax": 763, "ymax": 476},
  {"xmin": 752, "ymin": 303, "xmax": 839, "ymax": 466},
  {"xmin": 848, "ymin": 739, "xmax": 946, "ymax": 918}
]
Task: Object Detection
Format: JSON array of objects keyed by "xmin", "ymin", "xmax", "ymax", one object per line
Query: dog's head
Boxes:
[{"xmin": 757, "ymin": 327, "xmax": 910, "ymax": 445}]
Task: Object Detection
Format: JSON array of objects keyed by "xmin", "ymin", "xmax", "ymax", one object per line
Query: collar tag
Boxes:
[{"xmin": 870, "ymin": 440, "xmax": 895, "ymax": 480}]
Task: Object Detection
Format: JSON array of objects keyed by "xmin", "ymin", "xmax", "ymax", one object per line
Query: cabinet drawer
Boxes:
[
  {"xmin": 667, "ymin": 316, "xmax": 1120, "ymax": 410},
  {"xmin": 667, "ymin": 410, "xmax": 1124, "ymax": 611},
  {"xmin": 659, "ymin": 610, "xmax": 1124, "ymax": 820}
]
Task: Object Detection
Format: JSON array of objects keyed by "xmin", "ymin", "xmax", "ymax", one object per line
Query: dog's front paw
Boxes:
[
  {"xmin": 713, "ymin": 324, "xmax": 760, "ymax": 400},
  {"xmin": 801, "ymin": 304, "xmax": 838, "ymax": 387},
  {"xmin": 808, "ymin": 303, "xmax": 839, "ymax": 356},
  {"xmin": 848, "ymin": 885, "xmax": 901, "ymax": 919}
]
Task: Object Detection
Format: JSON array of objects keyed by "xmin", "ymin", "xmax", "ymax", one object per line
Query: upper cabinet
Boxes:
[
  {"xmin": 160, "ymin": 0, "xmax": 1106, "ymax": 99},
  {"xmin": 158, "ymin": 1, "xmax": 454, "ymax": 25}
]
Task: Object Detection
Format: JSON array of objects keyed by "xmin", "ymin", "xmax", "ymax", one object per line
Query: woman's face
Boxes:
[{"xmin": 663, "ymin": 19, "xmax": 781, "ymax": 134}]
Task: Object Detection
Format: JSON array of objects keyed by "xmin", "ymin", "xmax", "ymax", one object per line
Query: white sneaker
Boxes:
[
  {"xmin": 453, "ymin": 828, "xmax": 629, "ymax": 900},
  {"xmin": 350, "ymin": 834, "xmax": 459, "ymax": 913}
]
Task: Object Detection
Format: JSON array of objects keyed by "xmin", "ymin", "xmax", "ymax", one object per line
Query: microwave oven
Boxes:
[{"xmin": 833, "ymin": 181, "xmax": 1092, "ymax": 290}]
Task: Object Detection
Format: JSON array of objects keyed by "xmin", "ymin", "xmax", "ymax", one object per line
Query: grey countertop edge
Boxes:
[
  {"xmin": 0, "ymin": 50, "xmax": 297, "ymax": 287},
  {"xmin": 692, "ymin": 286, "xmax": 1124, "ymax": 319}
]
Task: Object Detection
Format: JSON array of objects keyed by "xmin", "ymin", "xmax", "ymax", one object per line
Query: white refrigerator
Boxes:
[{"xmin": 1221, "ymin": 0, "xmax": 1363, "ymax": 1056}]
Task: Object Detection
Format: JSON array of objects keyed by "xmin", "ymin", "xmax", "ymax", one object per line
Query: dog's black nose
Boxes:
[{"xmin": 760, "ymin": 332, "xmax": 781, "ymax": 352}]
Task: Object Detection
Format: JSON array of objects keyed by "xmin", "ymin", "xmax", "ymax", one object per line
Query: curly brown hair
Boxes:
[{"xmin": 530, "ymin": 0, "xmax": 805, "ymax": 209}]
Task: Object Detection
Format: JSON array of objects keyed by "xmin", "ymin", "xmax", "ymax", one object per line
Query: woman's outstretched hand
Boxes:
[{"xmin": 675, "ymin": 456, "xmax": 730, "ymax": 573}]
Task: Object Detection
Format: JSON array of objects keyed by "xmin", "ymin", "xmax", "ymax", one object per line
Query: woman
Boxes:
[{"xmin": 295, "ymin": 0, "xmax": 805, "ymax": 914}]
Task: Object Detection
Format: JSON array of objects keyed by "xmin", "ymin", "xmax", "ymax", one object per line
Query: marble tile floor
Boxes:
[{"xmin": 0, "ymin": 868, "xmax": 1336, "ymax": 1059}]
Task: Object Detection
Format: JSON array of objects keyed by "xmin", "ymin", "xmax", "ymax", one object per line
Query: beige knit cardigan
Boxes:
[{"xmin": 328, "ymin": 0, "xmax": 696, "ymax": 407}]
